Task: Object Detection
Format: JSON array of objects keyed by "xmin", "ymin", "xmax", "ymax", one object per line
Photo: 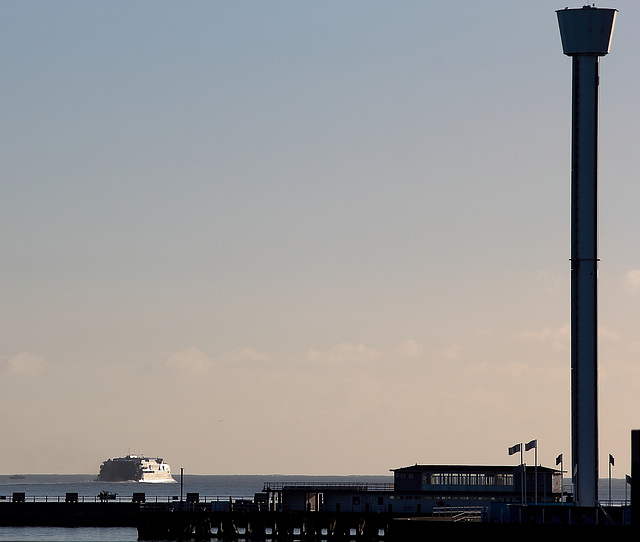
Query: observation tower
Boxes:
[{"xmin": 556, "ymin": 5, "xmax": 617, "ymax": 508}]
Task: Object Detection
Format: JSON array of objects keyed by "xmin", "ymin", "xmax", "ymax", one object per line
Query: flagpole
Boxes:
[
  {"xmin": 626, "ymin": 475, "xmax": 631, "ymax": 506},
  {"xmin": 609, "ymin": 454, "xmax": 614, "ymax": 504},
  {"xmin": 521, "ymin": 445, "xmax": 525, "ymax": 505},
  {"xmin": 524, "ymin": 439, "xmax": 537, "ymax": 505},
  {"xmin": 508, "ymin": 443, "xmax": 525, "ymax": 505},
  {"xmin": 555, "ymin": 453, "xmax": 564, "ymax": 504},
  {"xmin": 561, "ymin": 456, "xmax": 564, "ymax": 503},
  {"xmin": 535, "ymin": 444, "xmax": 538, "ymax": 505}
]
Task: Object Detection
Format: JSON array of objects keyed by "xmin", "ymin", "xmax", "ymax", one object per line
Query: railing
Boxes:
[
  {"xmin": 601, "ymin": 499, "xmax": 630, "ymax": 507},
  {"xmin": 432, "ymin": 505, "xmax": 485, "ymax": 522},
  {"xmin": 0, "ymin": 495, "xmax": 256, "ymax": 504},
  {"xmin": 263, "ymin": 482, "xmax": 394, "ymax": 492}
]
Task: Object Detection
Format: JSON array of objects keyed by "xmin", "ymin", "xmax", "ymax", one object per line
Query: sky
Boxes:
[{"xmin": 1, "ymin": 1, "xmax": 640, "ymax": 478}]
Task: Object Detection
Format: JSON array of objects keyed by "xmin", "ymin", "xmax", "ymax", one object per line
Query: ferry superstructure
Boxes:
[{"xmin": 97, "ymin": 454, "xmax": 175, "ymax": 483}]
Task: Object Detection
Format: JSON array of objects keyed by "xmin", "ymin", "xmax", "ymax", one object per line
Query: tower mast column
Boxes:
[{"xmin": 557, "ymin": 5, "xmax": 617, "ymax": 508}]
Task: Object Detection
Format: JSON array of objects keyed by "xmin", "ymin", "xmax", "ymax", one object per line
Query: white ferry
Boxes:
[{"xmin": 97, "ymin": 454, "xmax": 176, "ymax": 483}]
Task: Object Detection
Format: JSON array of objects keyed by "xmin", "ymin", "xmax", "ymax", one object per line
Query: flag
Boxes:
[
  {"xmin": 525, "ymin": 439, "xmax": 537, "ymax": 451},
  {"xmin": 556, "ymin": 454, "xmax": 563, "ymax": 465},
  {"xmin": 609, "ymin": 454, "xmax": 615, "ymax": 466},
  {"xmin": 508, "ymin": 444, "xmax": 521, "ymax": 455}
]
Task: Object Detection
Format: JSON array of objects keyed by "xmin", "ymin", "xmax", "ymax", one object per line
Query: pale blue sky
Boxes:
[{"xmin": 2, "ymin": 1, "xmax": 640, "ymax": 476}]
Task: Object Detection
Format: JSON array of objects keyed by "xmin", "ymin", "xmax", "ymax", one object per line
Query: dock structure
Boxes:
[
  {"xmin": 0, "ymin": 493, "xmax": 634, "ymax": 539},
  {"xmin": 137, "ymin": 507, "xmax": 398, "ymax": 540},
  {"xmin": 134, "ymin": 504, "xmax": 633, "ymax": 540},
  {"xmin": 1, "ymin": 462, "xmax": 634, "ymax": 535}
]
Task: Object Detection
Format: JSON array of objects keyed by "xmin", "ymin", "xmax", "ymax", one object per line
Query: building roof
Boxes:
[{"xmin": 391, "ymin": 464, "xmax": 559, "ymax": 474}]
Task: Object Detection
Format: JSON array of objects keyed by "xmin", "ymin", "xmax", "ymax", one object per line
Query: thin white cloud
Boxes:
[
  {"xmin": 505, "ymin": 361, "xmax": 528, "ymax": 377},
  {"xmin": 305, "ymin": 342, "xmax": 382, "ymax": 365},
  {"xmin": 441, "ymin": 344, "xmax": 463, "ymax": 361},
  {"xmin": 624, "ymin": 269, "xmax": 640, "ymax": 294},
  {"xmin": 217, "ymin": 346, "xmax": 270, "ymax": 365},
  {"xmin": 515, "ymin": 323, "xmax": 570, "ymax": 351},
  {"xmin": 163, "ymin": 347, "xmax": 213, "ymax": 376},
  {"xmin": 162, "ymin": 345, "xmax": 271, "ymax": 376},
  {"xmin": 304, "ymin": 340, "xmax": 428, "ymax": 367},
  {"xmin": 599, "ymin": 325, "xmax": 620, "ymax": 342},
  {"xmin": 396, "ymin": 339, "xmax": 424, "ymax": 357},
  {"xmin": 2, "ymin": 352, "xmax": 46, "ymax": 376},
  {"xmin": 536, "ymin": 269, "xmax": 564, "ymax": 291}
]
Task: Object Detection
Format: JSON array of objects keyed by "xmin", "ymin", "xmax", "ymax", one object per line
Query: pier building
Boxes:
[{"xmin": 262, "ymin": 463, "xmax": 562, "ymax": 521}]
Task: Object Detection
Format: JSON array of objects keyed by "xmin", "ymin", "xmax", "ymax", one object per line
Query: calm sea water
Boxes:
[{"xmin": 0, "ymin": 474, "xmax": 629, "ymax": 541}]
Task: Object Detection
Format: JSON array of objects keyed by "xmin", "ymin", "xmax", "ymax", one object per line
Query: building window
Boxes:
[{"xmin": 496, "ymin": 474, "xmax": 514, "ymax": 486}]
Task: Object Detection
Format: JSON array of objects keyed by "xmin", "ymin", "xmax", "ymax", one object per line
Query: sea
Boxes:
[{"xmin": 0, "ymin": 474, "xmax": 630, "ymax": 541}]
